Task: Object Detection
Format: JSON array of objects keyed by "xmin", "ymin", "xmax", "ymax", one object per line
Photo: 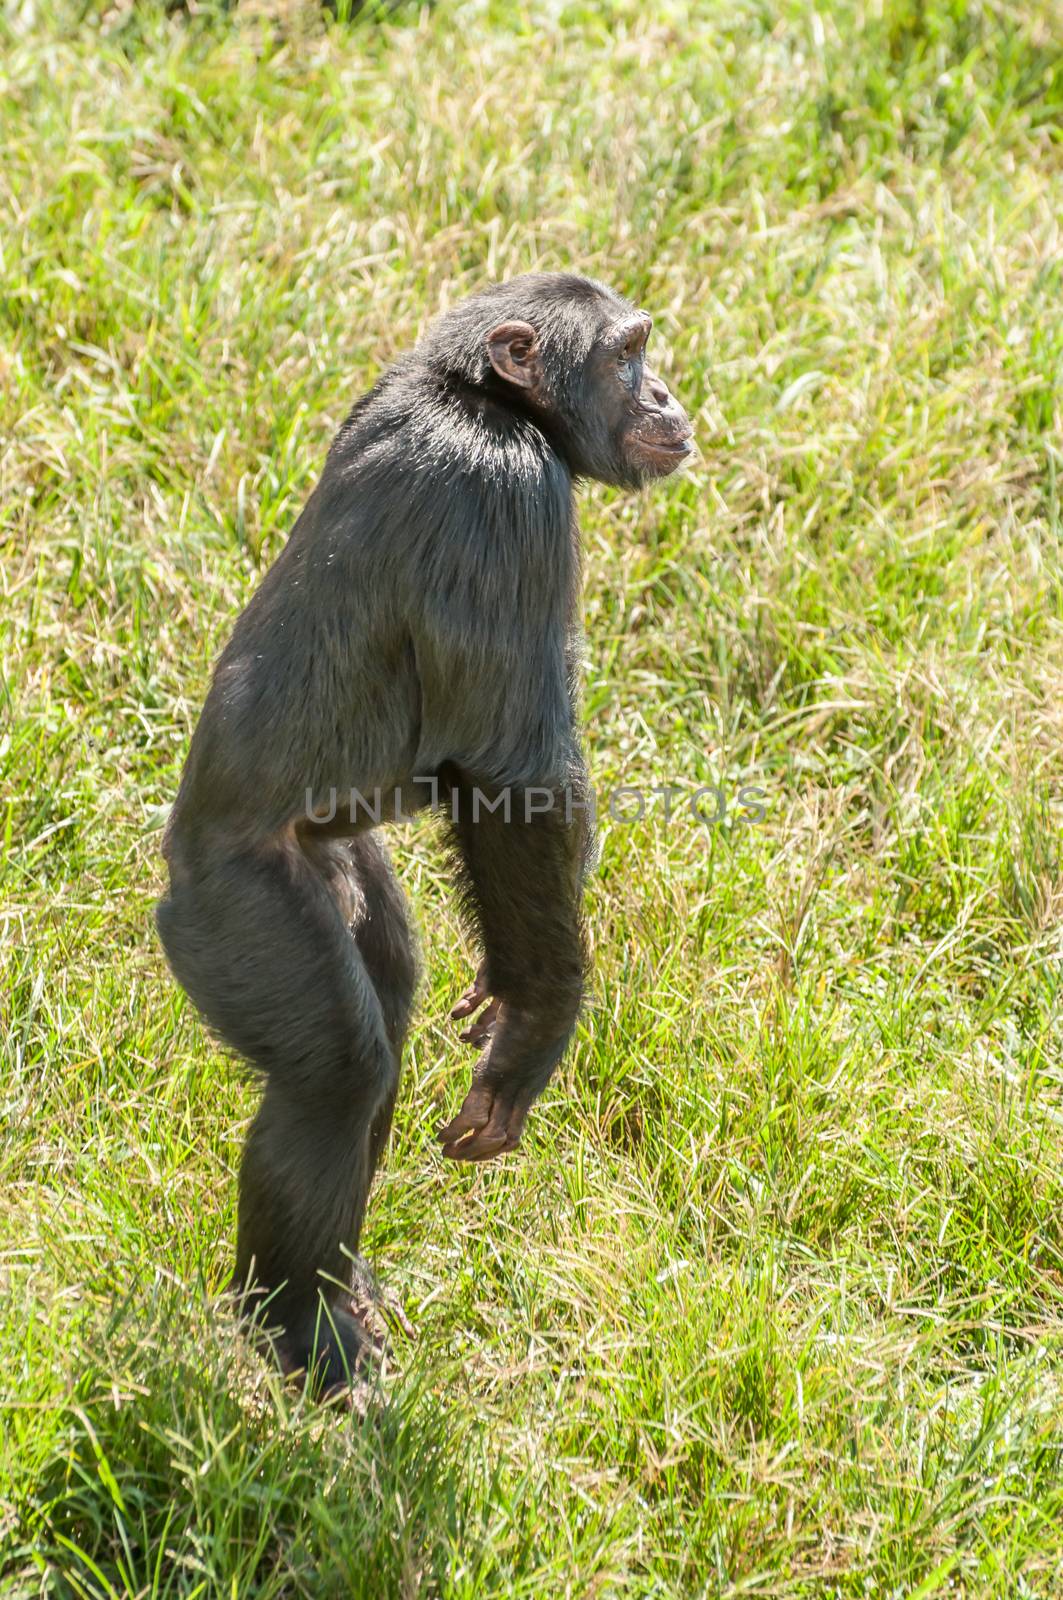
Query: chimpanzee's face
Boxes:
[
  {"xmin": 584, "ymin": 308, "xmax": 694, "ymax": 487},
  {"xmin": 483, "ymin": 293, "xmax": 693, "ymax": 489}
]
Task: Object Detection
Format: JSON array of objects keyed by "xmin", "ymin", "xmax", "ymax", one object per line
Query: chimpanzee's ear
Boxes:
[{"xmin": 485, "ymin": 321, "xmax": 543, "ymax": 392}]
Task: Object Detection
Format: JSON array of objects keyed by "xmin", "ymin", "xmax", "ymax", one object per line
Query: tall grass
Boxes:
[{"xmin": 2, "ymin": 0, "xmax": 1062, "ymax": 1593}]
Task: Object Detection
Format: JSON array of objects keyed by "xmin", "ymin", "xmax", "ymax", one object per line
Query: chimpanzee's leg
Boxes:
[
  {"xmin": 438, "ymin": 777, "xmax": 590, "ymax": 1161},
  {"xmin": 305, "ymin": 833, "xmax": 419, "ymax": 1340},
  {"xmin": 156, "ymin": 826, "xmax": 402, "ymax": 1390},
  {"xmin": 303, "ymin": 832, "xmax": 417, "ymax": 1219}
]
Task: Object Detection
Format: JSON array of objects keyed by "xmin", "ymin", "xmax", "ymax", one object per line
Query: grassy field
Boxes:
[{"xmin": 2, "ymin": 0, "xmax": 1063, "ymax": 1593}]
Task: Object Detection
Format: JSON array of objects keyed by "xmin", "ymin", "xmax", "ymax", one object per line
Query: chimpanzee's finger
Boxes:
[
  {"xmin": 436, "ymin": 1082, "xmax": 493, "ymax": 1147},
  {"xmin": 440, "ymin": 1127, "xmax": 510, "ymax": 1161},
  {"xmin": 459, "ymin": 996, "xmax": 502, "ymax": 1046},
  {"xmin": 450, "ymin": 960, "xmax": 490, "ymax": 1019}
]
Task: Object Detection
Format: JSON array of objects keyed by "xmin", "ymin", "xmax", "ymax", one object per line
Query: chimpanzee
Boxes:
[{"xmin": 157, "ymin": 273, "xmax": 692, "ymax": 1391}]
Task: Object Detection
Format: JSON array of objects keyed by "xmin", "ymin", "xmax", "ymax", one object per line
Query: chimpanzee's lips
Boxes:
[{"xmin": 638, "ymin": 432, "xmax": 695, "ymax": 465}]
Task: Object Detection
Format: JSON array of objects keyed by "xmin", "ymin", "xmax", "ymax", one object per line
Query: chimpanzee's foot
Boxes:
[
  {"xmin": 275, "ymin": 1302, "xmax": 381, "ymax": 1400},
  {"xmin": 231, "ymin": 1281, "xmax": 381, "ymax": 1400},
  {"xmin": 348, "ymin": 1256, "xmax": 415, "ymax": 1341}
]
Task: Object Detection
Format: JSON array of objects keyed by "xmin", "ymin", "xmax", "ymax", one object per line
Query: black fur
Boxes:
[{"xmin": 157, "ymin": 272, "xmax": 690, "ymax": 1390}]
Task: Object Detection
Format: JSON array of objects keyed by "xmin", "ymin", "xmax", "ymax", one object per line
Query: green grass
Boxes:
[{"xmin": 2, "ymin": 0, "xmax": 1062, "ymax": 1593}]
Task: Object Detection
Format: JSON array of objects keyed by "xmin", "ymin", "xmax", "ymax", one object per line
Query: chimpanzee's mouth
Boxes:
[{"xmin": 639, "ymin": 434, "xmax": 694, "ymax": 464}]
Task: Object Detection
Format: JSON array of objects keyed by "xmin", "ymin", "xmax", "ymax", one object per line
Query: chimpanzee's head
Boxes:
[{"xmin": 427, "ymin": 273, "xmax": 694, "ymax": 489}]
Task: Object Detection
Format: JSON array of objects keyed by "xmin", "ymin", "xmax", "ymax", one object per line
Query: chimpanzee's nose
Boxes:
[{"xmin": 647, "ymin": 375, "xmax": 672, "ymax": 408}]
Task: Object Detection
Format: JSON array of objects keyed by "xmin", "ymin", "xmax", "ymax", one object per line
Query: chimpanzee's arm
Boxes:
[
  {"xmin": 412, "ymin": 610, "xmax": 594, "ymax": 1160},
  {"xmin": 406, "ymin": 451, "xmax": 594, "ymax": 1157},
  {"xmin": 437, "ymin": 764, "xmax": 591, "ymax": 1160}
]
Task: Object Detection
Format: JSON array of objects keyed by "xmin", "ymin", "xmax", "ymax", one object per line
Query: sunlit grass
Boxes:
[{"xmin": 2, "ymin": 0, "xmax": 1062, "ymax": 1594}]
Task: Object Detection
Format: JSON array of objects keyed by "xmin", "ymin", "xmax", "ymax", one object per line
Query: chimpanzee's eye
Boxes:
[{"xmin": 617, "ymin": 344, "xmax": 640, "ymax": 381}]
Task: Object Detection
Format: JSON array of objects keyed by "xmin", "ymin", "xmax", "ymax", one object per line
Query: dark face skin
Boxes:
[
  {"xmin": 485, "ymin": 303, "xmax": 693, "ymax": 488},
  {"xmin": 590, "ymin": 308, "xmax": 694, "ymax": 482}
]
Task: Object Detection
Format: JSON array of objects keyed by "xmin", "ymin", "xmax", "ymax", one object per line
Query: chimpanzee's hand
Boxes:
[
  {"xmin": 436, "ymin": 1065, "xmax": 535, "ymax": 1162},
  {"xmin": 450, "ymin": 960, "xmax": 502, "ymax": 1048}
]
